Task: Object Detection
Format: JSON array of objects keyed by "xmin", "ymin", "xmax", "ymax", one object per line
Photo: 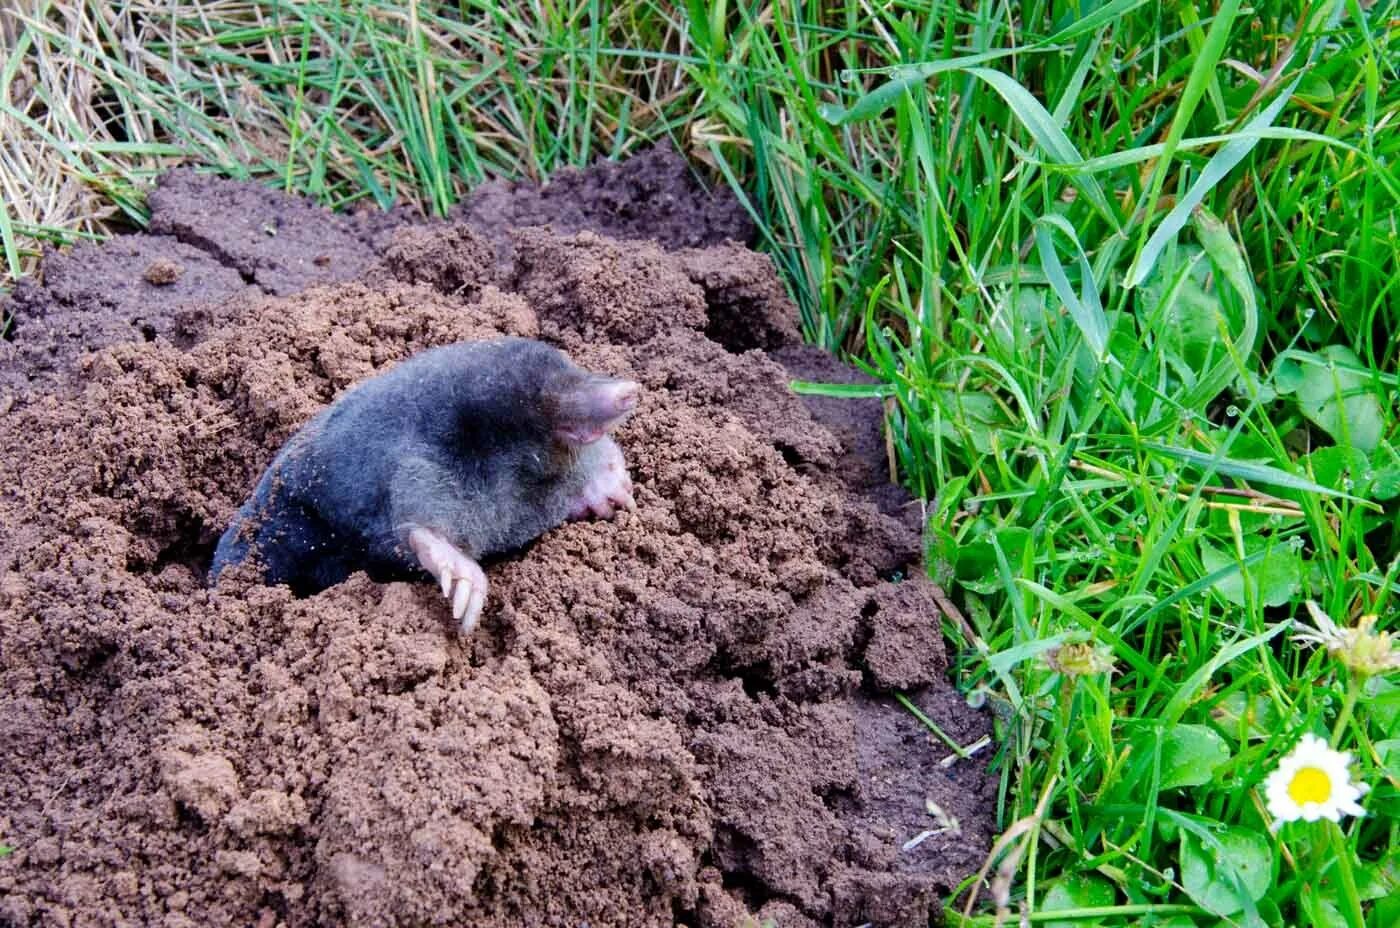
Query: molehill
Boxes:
[{"xmin": 0, "ymin": 148, "xmax": 996, "ymax": 927}]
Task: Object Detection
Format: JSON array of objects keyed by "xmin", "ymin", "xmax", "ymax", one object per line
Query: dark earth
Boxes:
[{"xmin": 0, "ymin": 147, "xmax": 996, "ymax": 927}]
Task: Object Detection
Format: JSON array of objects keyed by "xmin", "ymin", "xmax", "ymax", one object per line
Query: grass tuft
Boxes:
[{"xmin": 0, "ymin": 0, "xmax": 695, "ymax": 284}]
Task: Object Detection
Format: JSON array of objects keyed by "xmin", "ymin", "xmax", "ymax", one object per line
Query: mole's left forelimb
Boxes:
[
  {"xmin": 387, "ymin": 455, "xmax": 490, "ymax": 633},
  {"xmin": 406, "ymin": 525, "xmax": 488, "ymax": 633}
]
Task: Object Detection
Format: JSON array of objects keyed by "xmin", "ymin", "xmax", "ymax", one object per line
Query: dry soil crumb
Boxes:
[
  {"xmin": 142, "ymin": 258, "xmax": 184, "ymax": 286},
  {"xmin": 0, "ymin": 164, "xmax": 993, "ymax": 928},
  {"xmin": 0, "ymin": 235, "xmax": 254, "ymax": 392}
]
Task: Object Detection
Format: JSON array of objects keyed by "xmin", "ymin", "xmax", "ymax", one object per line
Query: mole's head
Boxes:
[
  {"xmin": 465, "ymin": 338, "xmax": 639, "ymax": 450},
  {"xmin": 535, "ymin": 352, "xmax": 641, "ymax": 448}
]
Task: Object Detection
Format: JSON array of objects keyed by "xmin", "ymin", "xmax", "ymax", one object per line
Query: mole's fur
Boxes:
[{"xmin": 210, "ymin": 337, "xmax": 639, "ymax": 630}]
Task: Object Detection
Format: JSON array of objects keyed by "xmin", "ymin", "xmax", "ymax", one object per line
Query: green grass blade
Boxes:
[
  {"xmin": 1142, "ymin": 442, "xmax": 1368, "ymax": 502},
  {"xmin": 817, "ymin": 50, "xmax": 1021, "ymax": 125},
  {"xmin": 1127, "ymin": 76, "xmax": 1303, "ymax": 287},
  {"xmin": 1034, "ymin": 214, "xmax": 1108, "ymax": 360},
  {"xmin": 965, "ymin": 67, "xmax": 1121, "ymax": 231},
  {"xmin": 789, "ymin": 381, "xmax": 894, "ymax": 399}
]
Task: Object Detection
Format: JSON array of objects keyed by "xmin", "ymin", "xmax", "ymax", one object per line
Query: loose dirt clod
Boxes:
[
  {"xmin": 142, "ymin": 258, "xmax": 184, "ymax": 286},
  {"xmin": 0, "ymin": 150, "xmax": 994, "ymax": 927}
]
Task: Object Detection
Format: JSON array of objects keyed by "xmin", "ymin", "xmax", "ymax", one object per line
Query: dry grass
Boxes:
[
  {"xmin": 0, "ymin": 0, "xmax": 692, "ymax": 283},
  {"xmin": 1, "ymin": 1, "xmax": 155, "ymax": 277}
]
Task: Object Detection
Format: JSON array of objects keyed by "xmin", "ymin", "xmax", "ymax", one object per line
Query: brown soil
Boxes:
[{"xmin": 0, "ymin": 149, "xmax": 994, "ymax": 927}]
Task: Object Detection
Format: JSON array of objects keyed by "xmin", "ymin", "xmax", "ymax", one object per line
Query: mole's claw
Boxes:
[
  {"xmin": 452, "ymin": 578, "xmax": 471, "ymax": 623},
  {"xmin": 440, "ymin": 569, "xmax": 454, "ymax": 599},
  {"xmin": 466, "ymin": 585, "xmax": 486, "ymax": 632}
]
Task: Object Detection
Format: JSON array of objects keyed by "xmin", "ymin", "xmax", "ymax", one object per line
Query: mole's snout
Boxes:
[
  {"xmin": 554, "ymin": 376, "xmax": 642, "ymax": 446},
  {"xmin": 604, "ymin": 379, "xmax": 641, "ymax": 413}
]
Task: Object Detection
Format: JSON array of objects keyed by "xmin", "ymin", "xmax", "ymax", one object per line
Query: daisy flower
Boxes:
[
  {"xmin": 1263, "ymin": 733, "xmax": 1369, "ymax": 830},
  {"xmin": 1293, "ymin": 601, "xmax": 1400, "ymax": 677},
  {"xmin": 1042, "ymin": 639, "xmax": 1115, "ymax": 676}
]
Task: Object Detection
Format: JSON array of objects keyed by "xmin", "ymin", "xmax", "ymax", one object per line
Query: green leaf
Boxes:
[
  {"xmin": 0, "ymin": 198, "xmax": 19, "ymax": 280},
  {"xmin": 884, "ymin": 72, "xmax": 1126, "ymax": 229},
  {"xmin": 1211, "ymin": 691, "xmax": 1286, "ymax": 742},
  {"xmin": 1371, "ymin": 894, "xmax": 1400, "ymax": 928},
  {"xmin": 1377, "ymin": 739, "xmax": 1400, "ymax": 779},
  {"xmin": 986, "ymin": 634, "xmax": 1071, "ymax": 676},
  {"xmin": 1199, "ymin": 539, "xmax": 1302, "ymax": 608},
  {"xmin": 1294, "ymin": 72, "xmax": 1336, "ymax": 104},
  {"xmin": 935, "ymin": 389, "xmax": 1004, "ymax": 454},
  {"xmin": 1035, "ymin": 214, "xmax": 1108, "ymax": 360},
  {"xmin": 957, "ymin": 526, "xmax": 1033, "ymax": 583},
  {"xmin": 1300, "ymin": 897, "xmax": 1351, "ymax": 928},
  {"xmin": 965, "ymin": 67, "xmax": 1119, "ymax": 230},
  {"xmin": 924, "ymin": 524, "xmax": 959, "ymax": 588},
  {"xmin": 987, "ymin": 286, "xmax": 1051, "ymax": 357},
  {"xmin": 1353, "ymin": 842, "xmax": 1399, "ymax": 902},
  {"xmin": 1139, "ymin": 245, "xmax": 1238, "ymax": 382},
  {"xmin": 1275, "ymin": 347, "xmax": 1386, "ymax": 454},
  {"xmin": 1041, "ymin": 873, "xmax": 1116, "ymax": 928},
  {"xmin": 1031, "ymin": 127, "xmax": 1359, "ymax": 174},
  {"xmin": 1159, "ymin": 723, "xmax": 1231, "ymax": 789},
  {"xmin": 1186, "ymin": 207, "xmax": 1260, "ymax": 406},
  {"xmin": 684, "ymin": 0, "xmax": 712, "ymax": 51},
  {"xmin": 1047, "ymin": 0, "xmax": 1157, "ymax": 43},
  {"xmin": 1369, "ymin": 678, "xmax": 1400, "ymax": 737},
  {"xmin": 1371, "ymin": 446, "xmax": 1400, "ymax": 501},
  {"xmin": 1194, "ymin": 209, "xmax": 1256, "ymax": 321},
  {"xmin": 817, "ymin": 51, "xmax": 1020, "ymax": 125},
  {"xmin": 1179, "ymin": 826, "xmax": 1273, "ymax": 916},
  {"xmin": 1303, "ymin": 446, "xmax": 1374, "ymax": 497},
  {"xmin": 1162, "ymin": 624, "xmax": 1287, "ymax": 725}
]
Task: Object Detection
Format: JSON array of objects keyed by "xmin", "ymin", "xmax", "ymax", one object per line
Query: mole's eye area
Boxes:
[{"xmin": 548, "ymin": 374, "xmax": 641, "ymax": 446}]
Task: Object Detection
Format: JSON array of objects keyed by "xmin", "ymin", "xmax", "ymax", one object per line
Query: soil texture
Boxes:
[{"xmin": 0, "ymin": 148, "xmax": 994, "ymax": 928}]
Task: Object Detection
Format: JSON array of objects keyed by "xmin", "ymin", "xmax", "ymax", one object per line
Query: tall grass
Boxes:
[
  {"xmin": 690, "ymin": 2, "xmax": 1400, "ymax": 924},
  {"xmin": 3, "ymin": 1, "xmax": 1398, "ymax": 924}
]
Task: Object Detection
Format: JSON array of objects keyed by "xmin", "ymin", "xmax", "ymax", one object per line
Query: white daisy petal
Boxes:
[{"xmin": 1263, "ymin": 733, "xmax": 1371, "ymax": 827}]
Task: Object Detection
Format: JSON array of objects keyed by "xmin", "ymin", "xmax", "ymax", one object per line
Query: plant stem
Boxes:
[
  {"xmin": 1327, "ymin": 820, "xmax": 1364, "ymax": 928},
  {"xmin": 1330, "ymin": 674, "xmax": 1362, "ymax": 748}
]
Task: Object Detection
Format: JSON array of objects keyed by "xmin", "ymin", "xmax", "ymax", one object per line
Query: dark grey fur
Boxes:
[{"xmin": 210, "ymin": 337, "xmax": 627, "ymax": 595}]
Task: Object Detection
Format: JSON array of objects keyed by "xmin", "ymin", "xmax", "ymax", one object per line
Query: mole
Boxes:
[{"xmin": 209, "ymin": 337, "xmax": 640, "ymax": 632}]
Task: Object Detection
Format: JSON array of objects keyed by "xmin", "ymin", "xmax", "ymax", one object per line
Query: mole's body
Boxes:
[{"xmin": 210, "ymin": 337, "xmax": 639, "ymax": 631}]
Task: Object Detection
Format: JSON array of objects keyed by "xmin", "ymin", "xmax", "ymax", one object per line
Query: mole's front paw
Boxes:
[
  {"xmin": 407, "ymin": 526, "xmax": 488, "ymax": 634},
  {"xmin": 568, "ymin": 437, "xmax": 636, "ymax": 521}
]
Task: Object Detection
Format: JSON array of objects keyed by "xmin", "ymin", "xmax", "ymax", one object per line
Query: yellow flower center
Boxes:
[{"xmin": 1287, "ymin": 766, "xmax": 1333, "ymax": 805}]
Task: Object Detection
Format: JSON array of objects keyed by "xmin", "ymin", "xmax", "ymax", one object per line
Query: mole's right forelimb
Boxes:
[
  {"xmin": 563, "ymin": 436, "xmax": 636, "ymax": 520},
  {"xmin": 406, "ymin": 526, "xmax": 488, "ymax": 634}
]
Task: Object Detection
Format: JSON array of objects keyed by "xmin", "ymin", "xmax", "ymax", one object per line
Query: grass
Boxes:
[
  {"xmin": 3, "ymin": 1, "xmax": 1399, "ymax": 925},
  {"xmin": 0, "ymin": 0, "xmax": 695, "ymax": 279}
]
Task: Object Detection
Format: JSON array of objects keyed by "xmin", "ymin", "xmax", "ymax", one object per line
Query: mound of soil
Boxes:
[{"xmin": 0, "ymin": 150, "xmax": 994, "ymax": 927}]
